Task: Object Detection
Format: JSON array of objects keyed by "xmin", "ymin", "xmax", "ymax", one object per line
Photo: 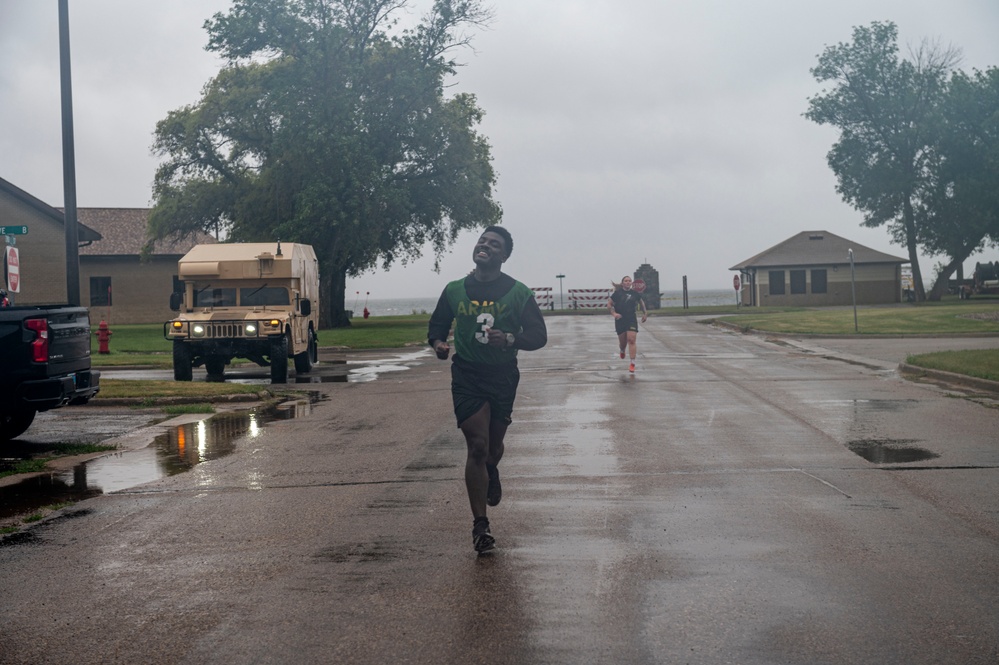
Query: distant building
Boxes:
[
  {"xmin": 0, "ymin": 176, "xmax": 101, "ymax": 305},
  {"xmin": 77, "ymin": 208, "xmax": 215, "ymax": 324},
  {"xmin": 730, "ymin": 231, "xmax": 909, "ymax": 307}
]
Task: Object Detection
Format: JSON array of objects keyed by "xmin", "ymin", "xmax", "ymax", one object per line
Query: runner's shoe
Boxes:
[
  {"xmin": 473, "ymin": 517, "xmax": 495, "ymax": 554},
  {"xmin": 629, "ymin": 362, "xmax": 636, "ymax": 373},
  {"xmin": 486, "ymin": 463, "xmax": 502, "ymax": 506},
  {"xmin": 619, "ymin": 350, "xmax": 625, "ymax": 359}
]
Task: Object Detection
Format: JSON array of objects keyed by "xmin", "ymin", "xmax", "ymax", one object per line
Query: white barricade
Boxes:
[
  {"xmin": 532, "ymin": 287, "xmax": 553, "ymax": 309},
  {"xmin": 569, "ymin": 288, "xmax": 612, "ymax": 309}
]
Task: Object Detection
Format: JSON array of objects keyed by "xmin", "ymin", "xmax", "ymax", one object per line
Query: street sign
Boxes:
[
  {"xmin": 5, "ymin": 246, "xmax": 20, "ymax": 293},
  {"xmin": 632, "ymin": 278, "xmax": 646, "ymax": 293},
  {"xmin": 0, "ymin": 225, "xmax": 28, "ymax": 235},
  {"xmin": 733, "ymin": 274, "xmax": 741, "ymax": 291}
]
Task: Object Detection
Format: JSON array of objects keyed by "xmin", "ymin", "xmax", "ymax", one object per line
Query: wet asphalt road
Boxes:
[{"xmin": 1, "ymin": 317, "xmax": 998, "ymax": 664}]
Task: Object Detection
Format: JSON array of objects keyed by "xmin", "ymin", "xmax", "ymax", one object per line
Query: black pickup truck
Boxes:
[{"xmin": 0, "ymin": 305, "xmax": 100, "ymax": 442}]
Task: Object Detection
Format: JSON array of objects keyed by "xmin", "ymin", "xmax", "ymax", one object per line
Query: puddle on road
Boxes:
[
  {"xmin": 847, "ymin": 438, "xmax": 940, "ymax": 464},
  {"xmin": 0, "ymin": 399, "xmax": 314, "ymax": 521}
]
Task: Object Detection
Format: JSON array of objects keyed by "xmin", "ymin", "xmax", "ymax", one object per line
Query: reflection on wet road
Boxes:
[{"xmin": 0, "ymin": 399, "xmax": 314, "ymax": 519}]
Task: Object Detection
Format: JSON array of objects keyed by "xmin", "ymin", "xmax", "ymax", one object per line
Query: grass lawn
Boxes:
[
  {"xmin": 319, "ymin": 313, "xmax": 430, "ymax": 349},
  {"xmin": 905, "ymin": 349, "xmax": 999, "ymax": 383},
  {"xmin": 713, "ymin": 301, "xmax": 999, "ymax": 335},
  {"xmin": 93, "ymin": 379, "xmax": 265, "ymax": 400}
]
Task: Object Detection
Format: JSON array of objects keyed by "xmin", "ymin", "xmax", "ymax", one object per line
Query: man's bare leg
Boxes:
[{"xmin": 460, "ymin": 403, "xmax": 492, "ymax": 519}]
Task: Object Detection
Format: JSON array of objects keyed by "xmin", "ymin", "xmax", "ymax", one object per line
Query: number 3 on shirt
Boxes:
[{"xmin": 475, "ymin": 313, "xmax": 495, "ymax": 344}]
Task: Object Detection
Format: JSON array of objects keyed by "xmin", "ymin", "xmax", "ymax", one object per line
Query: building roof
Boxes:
[
  {"xmin": 0, "ymin": 176, "xmax": 102, "ymax": 242},
  {"xmin": 73, "ymin": 208, "xmax": 216, "ymax": 256},
  {"xmin": 730, "ymin": 230, "xmax": 908, "ymax": 270}
]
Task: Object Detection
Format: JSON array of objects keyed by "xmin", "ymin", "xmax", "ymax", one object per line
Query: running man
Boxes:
[
  {"xmin": 608, "ymin": 275, "xmax": 647, "ymax": 373},
  {"xmin": 428, "ymin": 226, "xmax": 548, "ymax": 554}
]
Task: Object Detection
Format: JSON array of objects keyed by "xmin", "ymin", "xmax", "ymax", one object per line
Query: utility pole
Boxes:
[
  {"xmin": 556, "ymin": 274, "xmax": 565, "ymax": 310},
  {"xmin": 849, "ymin": 249, "xmax": 858, "ymax": 333},
  {"xmin": 59, "ymin": 0, "xmax": 80, "ymax": 306}
]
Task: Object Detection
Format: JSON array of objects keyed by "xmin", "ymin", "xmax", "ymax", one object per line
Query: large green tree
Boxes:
[
  {"xmin": 148, "ymin": 0, "xmax": 501, "ymax": 326},
  {"xmin": 805, "ymin": 22, "xmax": 958, "ymax": 301},
  {"xmin": 920, "ymin": 67, "xmax": 999, "ymax": 297}
]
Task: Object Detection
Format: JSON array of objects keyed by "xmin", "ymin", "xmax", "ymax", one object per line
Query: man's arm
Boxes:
[
  {"xmin": 513, "ymin": 297, "xmax": 547, "ymax": 351},
  {"xmin": 427, "ymin": 289, "xmax": 454, "ymax": 359}
]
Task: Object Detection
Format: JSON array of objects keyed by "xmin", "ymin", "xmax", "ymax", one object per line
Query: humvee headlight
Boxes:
[
  {"xmin": 269, "ymin": 319, "xmax": 281, "ymax": 327},
  {"xmin": 171, "ymin": 321, "xmax": 183, "ymax": 330},
  {"xmin": 192, "ymin": 324, "xmax": 206, "ymax": 337},
  {"xmin": 245, "ymin": 323, "xmax": 258, "ymax": 336}
]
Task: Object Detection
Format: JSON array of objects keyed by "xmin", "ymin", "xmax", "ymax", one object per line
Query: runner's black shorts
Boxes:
[
  {"xmin": 450, "ymin": 356, "xmax": 520, "ymax": 427},
  {"xmin": 615, "ymin": 316, "xmax": 639, "ymax": 335}
]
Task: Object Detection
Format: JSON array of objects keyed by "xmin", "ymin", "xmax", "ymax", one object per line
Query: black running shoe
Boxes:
[
  {"xmin": 472, "ymin": 517, "xmax": 495, "ymax": 554},
  {"xmin": 486, "ymin": 463, "xmax": 502, "ymax": 507}
]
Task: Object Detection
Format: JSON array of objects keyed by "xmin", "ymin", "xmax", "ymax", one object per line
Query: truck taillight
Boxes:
[{"xmin": 25, "ymin": 317, "xmax": 49, "ymax": 362}]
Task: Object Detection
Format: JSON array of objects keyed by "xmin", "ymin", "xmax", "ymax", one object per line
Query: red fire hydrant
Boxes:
[
  {"xmin": 363, "ymin": 307, "xmax": 370, "ymax": 319},
  {"xmin": 95, "ymin": 320, "xmax": 113, "ymax": 354}
]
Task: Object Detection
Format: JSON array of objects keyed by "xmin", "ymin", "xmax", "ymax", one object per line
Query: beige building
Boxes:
[
  {"xmin": 77, "ymin": 208, "xmax": 215, "ymax": 324},
  {"xmin": 2, "ymin": 176, "xmax": 213, "ymax": 323},
  {"xmin": 1, "ymin": 177, "xmax": 101, "ymax": 305},
  {"xmin": 730, "ymin": 230, "xmax": 909, "ymax": 307}
]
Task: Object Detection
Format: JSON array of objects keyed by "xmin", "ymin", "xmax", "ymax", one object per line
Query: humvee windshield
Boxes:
[
  {"xmin": 240, "ymin": 286, "xmax": 290, "ymax": 307},
  {"xmin": 195, "ymin": 287, "xmax": 237, "ymax": 307}
]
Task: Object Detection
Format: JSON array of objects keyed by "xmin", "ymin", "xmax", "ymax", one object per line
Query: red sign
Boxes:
[
  {"xmin": 5, "ymin": 246, "xmax": 19, "ymax": 293},
  {"xmin": 632, "ymin": 279, "xmax": 646, "ymax": 293},
  {"xmin": 733, "ymin": 274, "xmax": 741, "ymax": 291}
]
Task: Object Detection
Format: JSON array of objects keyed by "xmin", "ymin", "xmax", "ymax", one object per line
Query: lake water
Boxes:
[{"xmin": 355, "ymin": 289, "xmax": 737, "ymax": 317}]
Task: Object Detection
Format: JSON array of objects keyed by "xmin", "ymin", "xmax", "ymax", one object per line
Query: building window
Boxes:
[
  {"xmin": 90, "ymin": 276, "xmax": 112, "ymax": 307},
  {"xmin": 769, "ymin": 271, "xmax": 785, "ymax": 295},
  {"xmin": 790, "ymin": 270, "xmax": 807, "ymax": 294},
  {"xmin": 811, "ymin": 269, "xmax": 827, "ymax": 294}
]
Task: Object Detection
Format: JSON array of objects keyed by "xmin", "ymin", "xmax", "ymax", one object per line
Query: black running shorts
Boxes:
[
  {"xmin": 615, "ymin": 316, "xmax": 639, "ymax": 335},
  {"xmin": 450, "ymin": 357, "xmax": 520, "ymax": 427}
]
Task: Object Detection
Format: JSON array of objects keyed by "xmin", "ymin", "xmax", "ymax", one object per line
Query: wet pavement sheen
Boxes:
[{"xmin": 1, "ymin": 318, "xmax": 997, "ymax": 664}]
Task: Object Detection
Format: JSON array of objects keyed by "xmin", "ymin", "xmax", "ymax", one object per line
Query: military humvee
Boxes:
[{"xmin": 165, "ymin": 242, "xmax": 319, "ymax": 383}]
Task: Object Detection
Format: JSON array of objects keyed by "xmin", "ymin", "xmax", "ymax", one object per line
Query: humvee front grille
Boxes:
[{"xmin": 207, "ymin": 323, "xmax": 244, "ymax": 338}]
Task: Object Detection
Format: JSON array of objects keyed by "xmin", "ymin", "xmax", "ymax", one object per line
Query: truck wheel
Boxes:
[
  {"xmin": 1, "ymin": 409, "xmax": 36, "ymax": 442},
  {"xmin": 294, "ymin": 329, "xmax": 316, "ymax": 374},
  {"xmin": 271, "ymin": 334, "xmax": 289, "ymax": 384},
  {"xmin": 173, "ymin": 340, "xmax": 193, "ymax": 381},
  {"xmin": 205, "ymin": 356, "xmax": 226, "ymax": 382}
]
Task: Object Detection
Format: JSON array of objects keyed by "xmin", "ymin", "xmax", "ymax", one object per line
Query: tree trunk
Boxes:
[
  {"xmin": 927, "ymin": 244, "xmax": 981, "ymax": 301},
  {"xmin": 902, "ymin": 198, "xmax": 927, "ymax": 301},
  {"xmin": 927, "ymin": 260, "xmax": 959, "ymax": 301},
  {"xmin": 321, "ymin": 268, "xmax": 352, "ymax": 329}
]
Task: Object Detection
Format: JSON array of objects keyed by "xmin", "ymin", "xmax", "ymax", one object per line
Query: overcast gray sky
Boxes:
[{"xmin": 2, "ymin": 1, "xmax": 998, "ymax": 299}]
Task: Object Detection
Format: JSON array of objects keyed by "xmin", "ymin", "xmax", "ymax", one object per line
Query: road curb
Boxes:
[
  {"xmin": 712, "ymin": 320, "xmax": 999, "ymax": 394},
  {"xmin": 710, "ymin": 319, "xmax": 999, "ymax": 339},
  {"xmin": 897, "ymin": 363, "xmax": 999, "ymax": 394}
]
